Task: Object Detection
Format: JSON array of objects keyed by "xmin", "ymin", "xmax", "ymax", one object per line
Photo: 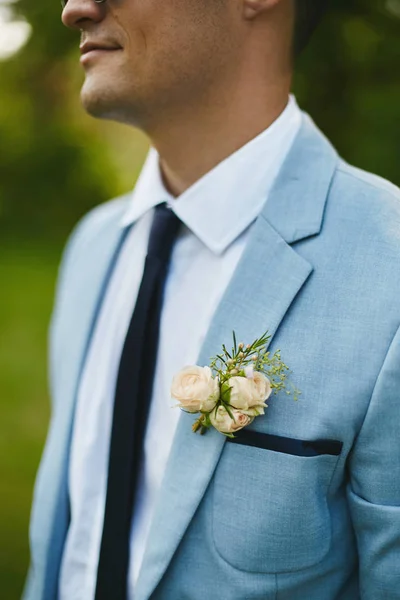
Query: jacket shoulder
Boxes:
[
  {"xmin": 64, "ymin": 194, "xmax": 130, "ymax": 264},
  {"xmin": 56, "ymin": 193, "xmax": 130, "ymax": 289},
  {"xmin": 326, "ymin": 161, "xmax": 400, "ymax": 245},
  {"xmin": 320, "ymin": 160, "xmax": 400, "ymax": 307},
  {"xmin": 334, "ymin": 161, "xmax": 400, "ymax": 210}
]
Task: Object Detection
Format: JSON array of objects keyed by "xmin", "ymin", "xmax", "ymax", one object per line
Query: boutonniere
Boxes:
[{"xmin": 171, "ymin": 331, "xmax": 300, "ymax": 437}]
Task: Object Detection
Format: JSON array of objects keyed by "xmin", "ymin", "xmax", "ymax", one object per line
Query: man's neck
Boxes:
[{"xmin": 148, "ymin": 77, "xmax": 292, "ymax": 198}]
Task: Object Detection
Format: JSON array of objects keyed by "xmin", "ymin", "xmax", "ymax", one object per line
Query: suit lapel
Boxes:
[{"xmin": 135, "ymin": 114, "xmax": 339, "ymax": 600}]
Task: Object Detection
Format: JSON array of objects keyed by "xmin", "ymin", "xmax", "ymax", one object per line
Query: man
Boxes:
[{"xmin": 24, "ymin": 0, "xmax": 400, "ymax": 598}]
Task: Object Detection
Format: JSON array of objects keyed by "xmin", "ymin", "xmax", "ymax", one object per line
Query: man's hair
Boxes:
[{"xmin": 293, "ymin": 0, "xmax": 330, "ymax": 56}]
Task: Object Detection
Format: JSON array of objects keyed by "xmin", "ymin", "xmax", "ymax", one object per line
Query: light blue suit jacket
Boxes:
[{"xmin": 24, "ymin": 115, "xmax": 400, "ymax": 600}]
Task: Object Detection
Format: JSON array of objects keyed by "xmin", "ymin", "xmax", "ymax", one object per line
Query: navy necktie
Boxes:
[{"xmin": 94, "ymin": 203, "xmax": 181, "ymax": 600}]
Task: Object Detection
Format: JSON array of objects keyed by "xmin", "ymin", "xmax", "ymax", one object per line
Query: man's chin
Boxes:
[
  {"xmin": 80, "ymin": 84, "xmax": 115, "ymax": 119},
  {"xmin": 80, "ymin": 82, "xmax": 149, "ymax": 128}
]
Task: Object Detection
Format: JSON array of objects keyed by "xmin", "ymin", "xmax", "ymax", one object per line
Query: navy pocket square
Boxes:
[{"xmin": 227, "ymin": 429, "xmax": 343, "ymax": 457}]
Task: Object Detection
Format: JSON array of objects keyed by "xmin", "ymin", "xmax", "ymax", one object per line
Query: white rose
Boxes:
[
  {"xmin": 241, "ymin": 405, "xmax": 266, "ymax": 417},
  {"xmin": 250, "ymin": 371, "xmax": 272, "ymax": 406},
  {"xmin": 228, "ymin": 372, "xmax": 271, "ymax": 409},
  {"xmin": 228, "ymin": 376, "xmax": 255, "ymax": 410},
  {"xmin": 244, "ymin": 365, "xmax": 254, "ymax": 379},
  {"xmin": 171, "ymin": 365, "xmax": 219, "ymax": 413},
  {"xmin": 210, "ymin": 405, "xmax": 254, "ymax": 434}
]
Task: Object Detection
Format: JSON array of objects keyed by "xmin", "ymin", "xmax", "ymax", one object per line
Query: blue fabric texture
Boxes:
[{"xmin": 24, "ymin": 115, "xmax": 400, "ymax": 600}]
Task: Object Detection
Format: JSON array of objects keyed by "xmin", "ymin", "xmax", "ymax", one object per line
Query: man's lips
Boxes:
[
  {"xmin": 80, "ymin": 41, "xmax": 122, "ymax": 55},
  {"xmin": 79, "ymin": 42, "xmax": 122, "ymax": 65}
]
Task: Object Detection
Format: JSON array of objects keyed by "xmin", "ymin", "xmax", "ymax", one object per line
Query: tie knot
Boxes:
[{"xmin": 146, "ymin": 203, "xmax": 181, "ymax": 261}]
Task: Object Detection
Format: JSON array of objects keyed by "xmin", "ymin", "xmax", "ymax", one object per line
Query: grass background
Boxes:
[{"xmin": 0, "ymin": 241, "xmax": 58, "ymax": 598}]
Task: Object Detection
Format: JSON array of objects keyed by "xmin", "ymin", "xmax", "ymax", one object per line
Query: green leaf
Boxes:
[
  {"xmin": 216, "ymin": 353, "xmax": 228, "ymax": 367},
  {"xmin": 222, "ymin": 345, "xmax": 232, "ymax": 359},
  {"xmin": 221, "ymin": 381, "xmax": 232, "ymax": 403},
  {"xmin": 224, "ymin": 403, "xmax": 236, "ymax": 421}
]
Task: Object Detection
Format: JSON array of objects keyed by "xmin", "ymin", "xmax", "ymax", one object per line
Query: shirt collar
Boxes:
[{"xmin": 120, "ymin": 95, "xmax": 302, "ymax": 255}]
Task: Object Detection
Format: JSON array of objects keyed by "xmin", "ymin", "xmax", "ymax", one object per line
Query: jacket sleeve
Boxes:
[
  {"xmin": 347, "ymin": 324, "xmax": 400, "ymax": 599},
  {"xmin": 23, "ymin": 196, "xmax": 129, "ymax": 600}
]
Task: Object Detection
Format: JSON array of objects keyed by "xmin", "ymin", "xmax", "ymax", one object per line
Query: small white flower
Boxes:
[
  {"xmin": 251, "ymin": 371, "xmax": 272, "ymax": 405},
  {"xmin": 244, "ymin": 365, "xmax": 254, "ymax": 379},
  {"xmin": 171, "ymin": 365, "xmax": 219, "ymax": 413},
  {"xmin": 228, "ymin": 376, "xmax": 255, "ymax": 410},
  {"xmin": 229, "ymin": 373, "xmax": 271, "ymax": 410},
  {"xmin": 242, "ymin": 405, "xmax": 266, "ymax": 417},
  {"xmin": 210, "ymin": 405, "xmax": 254, "ymax": 434}
]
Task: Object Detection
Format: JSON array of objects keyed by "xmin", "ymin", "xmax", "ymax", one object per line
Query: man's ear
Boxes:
[{"xmin": 243, "ymin": 0, "xmax": 284, "ymax": 20}]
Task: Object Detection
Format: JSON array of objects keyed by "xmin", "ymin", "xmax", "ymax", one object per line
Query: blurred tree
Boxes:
[
  {"xmin": 295, "ymin": 0, "xmax": 400, "ymax": 187},
  {"xmin": 0, "ymin": 0, "xmax": 123, "ymax": 240}
]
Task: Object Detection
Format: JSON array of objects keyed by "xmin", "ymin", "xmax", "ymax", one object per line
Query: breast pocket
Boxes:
[{"xmin": 211, "ymin": 433, "xmax": 341, "ymax": 574}]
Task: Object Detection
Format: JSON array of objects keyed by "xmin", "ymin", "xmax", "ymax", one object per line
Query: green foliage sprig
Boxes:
[
  {"xmin": 192, "ymin": 330, "xmax": 300, "ymax": 436},
  {"xmin": 210, "ymin": 330, "xmax": 300, "ymax": 399}
]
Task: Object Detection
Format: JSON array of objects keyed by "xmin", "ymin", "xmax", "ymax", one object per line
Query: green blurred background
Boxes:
[{"xmin": 0, "ymin": 0, "xmax": 399, "ymax": 597}]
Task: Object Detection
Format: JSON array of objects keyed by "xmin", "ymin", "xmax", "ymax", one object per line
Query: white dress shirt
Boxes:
[{"xmin": 59, "ymin": 95, "xmax": 302, "ymax": 600}]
